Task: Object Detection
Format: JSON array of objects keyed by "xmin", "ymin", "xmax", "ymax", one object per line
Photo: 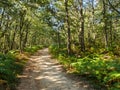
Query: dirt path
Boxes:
[{"xmin": 17, "ymin": 48, "xmax": 94, "ymax": 90}]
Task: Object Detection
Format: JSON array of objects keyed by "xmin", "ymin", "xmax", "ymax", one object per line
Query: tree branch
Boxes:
[{"xmin": 108, "ymin": 0, "xmax": 120, "ymax": 14}]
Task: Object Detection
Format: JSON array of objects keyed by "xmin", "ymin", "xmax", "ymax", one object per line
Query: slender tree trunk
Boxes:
[
  {"xmin": 19, "ymin": 19, "xmax": 23, "ymax": 52},
  {"xmin": 109, "ymin": 18, "xmax": 113, "ymax": 47},
  {"xmin": 11, "ymin": 25, "xmax": 18, "ymax": 50},
  {"xmin": 19, "ymin": 12, "xmax": 25, "ymax": 52},
  {"xmin": 3, "ymin": 19, "xmax": 9, "ymax": 53},
  {"xmin": 79, "ymin": 0, "xmax": 85, "ymax": 52},
  {"xmin": 0, "ymin": 8, "xmax": 5, "ymax": 30},
  {"xmin": 103, "ymin": 0, "xmax": 109, "ymax": 49},
  {"xmin": 6, "ymin": 20, "xmax": 12, "ymax": 51},
  {"xmin": 65, "ymin": 0, "xmax": 71, "ymax": 55},
  {"xmin": 23, "ymin": 23, "xmax": 30, "ymax": 48},
  {"xmin": 92, "ymin": 0, "xmax": 94, "ymax": 32},
  {"xmin": 19, "ymin": 31, "xmax": 23, "ymax": 51},
  {"xmin": 57, "ymin": 31, "xmax": 61, "ymax": 48},
  {"xmin": 92, "ymin": 0, "xmax": 96, "ymax": 46}
]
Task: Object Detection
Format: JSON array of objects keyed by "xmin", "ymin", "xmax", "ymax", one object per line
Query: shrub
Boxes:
[
  {"xmin": 24, "ymin": 45, "xmax": 44, "ymax": 54},
  {"xmin": 49, "ymin": 45, "xmax": 120, "ymax": 89},
  {"xmin": 71, "ymin": 54, "xmax": 120, "ymax": 89},
  {"xmin": 0, "ymin": 52, "xmax": 26, "ymax": 89}
]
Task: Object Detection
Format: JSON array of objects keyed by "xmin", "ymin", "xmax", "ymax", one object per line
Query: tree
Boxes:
[
  {"xmin": 65, "ymin": 0, "xmax": 71, "ymax": 55},
  {"xmin": 103, "ymin": 0, "xmax": 109, "ymax": 49},
  {"xmin": 78, "ymin": 0, "xmax": 85, "ymax": 52}
]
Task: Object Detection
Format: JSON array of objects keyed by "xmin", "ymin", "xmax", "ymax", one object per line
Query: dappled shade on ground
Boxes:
[{"xmin": 17, "ymin": 48, "xmax": 94, "ymax": 90}]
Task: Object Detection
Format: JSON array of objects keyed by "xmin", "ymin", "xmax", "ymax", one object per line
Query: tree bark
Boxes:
[
  {"xmin": 103, "ymin": 0, "xmax": 109, "ymax": 49},
  {"xmin": 23, "ymin": 22, "xmax": 30, "ymax": 48},
  {"xmin": 10, "ymin": 25, "xmax": 18, "ymax": 50},
  {"xmin": 78, "ymin": 0, "xmax": 85, "ymax": 52},
  {"xmin": 65, "ymin": 0, "xmax": 71, "ymax": 55},
  {"xmin": 57, "ymin": 31, "xmax": 61, "ymax": 48}
]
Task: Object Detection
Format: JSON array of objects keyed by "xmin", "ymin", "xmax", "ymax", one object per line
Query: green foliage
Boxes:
[
  {"xmin": 0, "ymin": 52, "xmax": 26, "ymax": 89},
  {"xmin": 49, "ymin": 45, "xmax": 60, "ymax": 57},
  {"xmin": 71, "ymin": 55, "xmax": 120, "ymax": 89},
  {"xmin": 24, "ymin": 45, "xmax": 44, "ymax": 54},
  {"xmin": 50, "ymin": 45, "xmax": 120, "ymax": 89},
  {"xmin": 49, "ymin": 44, "xmax": 67, "ymax": 57},
  {"xmin": 0, "ymin": 45, "xmax": 44, "ymax": 89}
]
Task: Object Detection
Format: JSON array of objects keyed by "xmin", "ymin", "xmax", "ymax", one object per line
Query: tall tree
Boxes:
[
  {"xmin": 103, "ymin": 0, "xmax": 109, "ymax": 49},
  {"xmin": 65, "ymin": 0, "xmax": 71, "ymax": 55},
  {"xmin": 78, "ymin": 0, "xmax": 85, "ymax": 52}
]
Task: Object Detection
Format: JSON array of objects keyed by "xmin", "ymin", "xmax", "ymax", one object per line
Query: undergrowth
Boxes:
[
  {"xmin": 24, "ymin": 45, "xmax": 44, "ymax": 54},
  {"xmin": 49, "ymin": 45, "xmax": 120, "ymax": 90},
  {"xmin": 0, "ymin": 45, "xmax": 44, "ymax": 89},
  {"xmin": 0, "ymin": 52, "xmax": 27, "ymax": 89}
]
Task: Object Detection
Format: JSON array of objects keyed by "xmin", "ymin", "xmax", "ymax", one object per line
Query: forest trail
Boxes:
[{"xmin": 17, "ymin": 48, "xmax": 94, "ymax": 90}]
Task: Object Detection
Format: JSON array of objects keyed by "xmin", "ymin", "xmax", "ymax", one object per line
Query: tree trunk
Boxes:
[
  {"xmin": 11, "ymin": 25, "xmax": 18, "ymax": 50},
  {"xmin": 19, "ymin": 12, "xmax": 25, "ymax": 52},
  {"xmin": 23, "ymin": 23, "xmax": 30, "ymax": 48},
  {"xmin": 57, "ymin": 31, "xmax": 61, "ymax": 48},
  {"xmin": 79, "ymin": 0, "xmax": 85, "ymax": 52},
  {"xmin": 65, "ymin": 0, "xmax": 71, "ymax": 55},
  {"xmin": 103, "ymin": 0, "xmax": 109, "ymax": 49}
]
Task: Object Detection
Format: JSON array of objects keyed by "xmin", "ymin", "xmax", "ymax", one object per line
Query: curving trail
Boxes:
[{"xmin": 17, "ymin": 48, "xmax": 94, "ymax": 90}]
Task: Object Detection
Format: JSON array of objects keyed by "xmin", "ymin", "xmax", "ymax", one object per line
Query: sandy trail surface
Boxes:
[{"xmin": 17, "ymin": 48, "xmax": 94, "ymax": 90}]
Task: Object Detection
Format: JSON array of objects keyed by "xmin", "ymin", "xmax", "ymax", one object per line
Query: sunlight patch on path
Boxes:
[{"xmin": 17, "ymin": 48, "xmax": 94, "ymax": 90}]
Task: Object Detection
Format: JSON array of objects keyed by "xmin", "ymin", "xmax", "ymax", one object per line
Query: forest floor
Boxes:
[{"xmin": 16, "ymin": 48, "xmax": 95, "ymax": 90}]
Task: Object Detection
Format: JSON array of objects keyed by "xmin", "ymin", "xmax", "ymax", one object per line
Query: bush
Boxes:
[
  {"xmin": 49, "ymin": 45, "xmax": 120, "ymax": 89},
  {"xmin": 24, "ymin": 45, "xmax": 44, "ymax": 54},
  {"xmin": 0, "ymin": 45, "xmax": 44, "ymax": 89},
  {"xmin": 71, "ymin": 54, "xmax": 120, "ymax": 89},
  {"xmin": 49, "ymin": 45, "xmax": 67, "ymax": 57},
  {"xmin": 0, "ymin": 52, "xmax": 27, "ymax": 89}
]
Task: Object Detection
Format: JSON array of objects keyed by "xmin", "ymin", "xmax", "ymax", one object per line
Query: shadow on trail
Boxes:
[{"xmin": 17, "ymin": 48, "xmax": 95, "ymax": 90}]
